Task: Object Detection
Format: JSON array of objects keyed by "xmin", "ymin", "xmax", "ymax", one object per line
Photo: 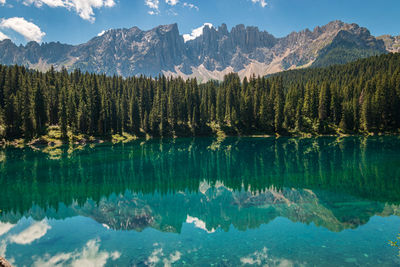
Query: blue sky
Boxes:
[{"xmin": 1, "ymin": 0, "xmax": 400, "ymax": 45}]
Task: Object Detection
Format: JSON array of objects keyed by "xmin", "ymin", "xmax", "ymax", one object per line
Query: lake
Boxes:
[{"xmin": 0, "ymin": 136, "xmax": 400, "ymax": 266}]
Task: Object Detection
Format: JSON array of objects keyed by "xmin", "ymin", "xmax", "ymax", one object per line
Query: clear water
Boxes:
[{"xmin": 0, "ymin": 136, "xmax": 400, "ymax": 266}]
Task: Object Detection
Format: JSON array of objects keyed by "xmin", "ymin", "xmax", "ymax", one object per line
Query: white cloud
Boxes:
[
  {"xmin": 145, "ymin": 0, "xmax": 159, "ymax": 15},
  {"xmin": 0, "ymin": 223, "xmax": 15, "ymax": 258},
  {"xmin": 252, "ymin": 0, "xmax": 267, "ymax": 8},
  {"xmin": 240, "ymin": 247, "xmax": 269, "ymax": 265},
  {"xmin": 23, "ymin": 0, "xmax": 116, "ymax": 22},
  {"xmin": 186, "ymin": 215, "xmax": 216, "ymax": 233},
  {"xmin": 165, "ymin": 0, "xmax": 178, "ymax": 6},
  {"xmin": 147, "ymin": 0, "xmax": 197, "ymax": 15},
  {"xmin": 145, "ymin": 0, "xmax": 159, "ymax": 10},
  {"xmin": 0, "ymin": 222, "xmax": 15, "ymax": 236},
  {"xmin": 23, "ymin": 0, "xmax": 64, "ymax": 8},
  {"xmin": 183, "ymin": 2, "xmax": 198, "ymax": 10},
  {"xmin": 0, "ymin": 17, "xmax": 45, "ymax": 42},
  {"xmin": 0, "ymin": 220, "xmax": 51, "ymax": 260},
  {"xmin": 33, "ymin": 238, "xmax": 121, "ymax": 267},
  {"xmin": 145, "ymin": 248, "xmax": 163, "ymax": 266},
  {"xmin": 183, "ymin": 23, "xmax": 213, "ymax": 42},
  {"xmin": 162, "ymin": 251, "xmax": 182, "ymax": 267},
  {"xmin": 0, "ymin": 240, "xmax": 7, "ymax": 257},
  {"xmin": 240, "ymin": 247, "xmax": 295, "ymax": 266},
  {"xmin": 9, "ymin": 220, "xmax": 51, "ymax": 245},
  {"xmin": 145, "ymin": 246, "xmax": 182, "ymax": 267},
  {"xmin": 0, "ymin": 0, "xmax": 5, "ymax": 5}
]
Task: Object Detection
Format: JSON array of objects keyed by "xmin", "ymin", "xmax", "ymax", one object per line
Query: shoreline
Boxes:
[{"xmin": 0, "ymin": 131, "xmax": 398, "ymax": 151}]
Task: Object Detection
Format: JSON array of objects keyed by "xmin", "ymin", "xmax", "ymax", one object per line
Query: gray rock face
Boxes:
[
  {"xmin": 70, "ymin": 23, "xmax": 185, "ymax": 76},
  {"xmin": 0, "ymin": 20, "xmax": 388, "ymax": 80},
  {"xmin": 377, "ymin": 34, "xmax": 400, "ymax": 53},
  {"xmin": 0, "ymin": 39, "xmax": 72, "ymax": 67},
  {"xmin": 184, "ymin": 23, "xmax": 277, "ymax": 73}
]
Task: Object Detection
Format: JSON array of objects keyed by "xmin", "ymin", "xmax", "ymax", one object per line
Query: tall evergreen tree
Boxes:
[
  {"xmin": 22, "ymin": 80, "xmax": 34, "ymax": 139},
  {"xmin": 59, "ymin": 88, "xmax": 68, "ymax": 140},
  {"xmin": 34, "ymin": 80, "xmax": 47, "ymax": 135},
  {"xmin": 0, "ymin": 52, "xmax": 400, "ymax": 140},
  {"xmin": 274, "ymin": 78, "xmax": 284, "ymax": 133},
  {"xmin": 318, "ymin": 82, "xmax": 331, "ymax": 122}
]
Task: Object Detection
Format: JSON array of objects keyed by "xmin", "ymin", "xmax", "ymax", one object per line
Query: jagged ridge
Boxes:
[{"xmin": 0, "ymin": 20, "xmax": 391, "ymax": 81}]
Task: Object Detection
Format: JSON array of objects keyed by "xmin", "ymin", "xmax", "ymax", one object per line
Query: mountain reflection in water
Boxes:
[
  {"xmin": 1, "ymin": 137, "xmax": 400, "ymax": 266},
  {"xmin": 1, "ymin": 136, "xmax": 399, "ymax": 232}
]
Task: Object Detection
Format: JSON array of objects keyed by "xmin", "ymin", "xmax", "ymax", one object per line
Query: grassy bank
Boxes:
[{"xmin": 0, "ymin": 122, "xmax": 398, "ymax": 151}]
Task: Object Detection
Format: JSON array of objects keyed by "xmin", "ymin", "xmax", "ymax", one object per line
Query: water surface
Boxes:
[{"xmin": 1, "ymin": 137, "xmax": 400, "ymax": 266}]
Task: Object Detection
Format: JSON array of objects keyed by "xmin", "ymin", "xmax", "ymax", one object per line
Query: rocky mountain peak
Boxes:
[
  {"xmin": 217, "ymin": 23, "xmax": 229, "ymax": 35},
  {"xmin": 377, "ymin": 34, "xmax": 400, "ymax": 53},
  {"xmin": 156, "ymin": 23, "xmax": 179, "ymax": 33},
  {"xmin": 0, "ymin": 21, "xmax": 391, "ymax": 81}
]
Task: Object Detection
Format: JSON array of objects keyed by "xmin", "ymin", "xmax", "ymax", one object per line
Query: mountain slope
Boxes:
[
  {"xmin": 377, "ymin": 34, "xmax": 400, "ymax": 53},
  {"xmin": 0, "ymin": 20, "xmax": 389, "ymax": 81}
]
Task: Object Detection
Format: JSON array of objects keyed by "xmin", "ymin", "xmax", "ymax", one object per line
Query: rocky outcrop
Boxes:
[
  {"xmin": 377, "ymin": 34, "xmax": 400, "ymax": 53},
  {"xmin": 0, "ymin": 257, "xmax": 13, "ymax": 267},
  {"xmin": 71, "ymin": 23, "xmax": 185, "ymax": 76},
  {"xmin": 0, "ymin": 20, "xmax": 388, "ymax": 81}
]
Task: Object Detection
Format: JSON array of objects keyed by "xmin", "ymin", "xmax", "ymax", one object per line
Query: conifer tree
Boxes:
[
  {"xmin": 59, "ymin": 88, "xmax": 68, "ymax": 140},
  {"xmin": 318, "ymin": 82, "xmax": 331, "ymax": 122},
  {"xmin": 361, "ymin": 92, "xmax": 372, "ymax": 132},
  {"xmin": 0, "ymin": 53, "xmax": 400, "ymax": 140},
  {"xmin": 34, "ymin": 80, "xmax": 47, "ymax": 135},
  {"xmin": 22, "ymin": 81, "xmax": 34, "ymax": 139},
  {"xmin": 274, "ymin": 78, "xmax": 284, "ymax": 133}
]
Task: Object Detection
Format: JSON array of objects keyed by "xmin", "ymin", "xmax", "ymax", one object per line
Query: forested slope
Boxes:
[{"xmin": 0, "ymin": 53, "xmax": 399, "ymax": 141}]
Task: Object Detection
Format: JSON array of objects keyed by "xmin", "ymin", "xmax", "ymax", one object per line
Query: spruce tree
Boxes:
[
  {"xmin": 59, "ymin": 88, "xmax": 68, "ymax": 140},
  {"xmin": 22, "ymin": 81, "xmax": 34, "ymax": 139},
  {"xmin": 34, "ymin": 80, "xmax": 47, "ymax": 136},
  {"xmin": 318, "ymin": 82, "xmax": 331, "ymax": 122},
  {"xmin": 274, "ymin": 79, "xmax": 284, "ymax": 133}
]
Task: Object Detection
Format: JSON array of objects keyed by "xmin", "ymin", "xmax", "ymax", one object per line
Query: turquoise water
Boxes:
[{"xmin": 0, "ymin": 137, "xmax": 400, "ymax": 266}]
